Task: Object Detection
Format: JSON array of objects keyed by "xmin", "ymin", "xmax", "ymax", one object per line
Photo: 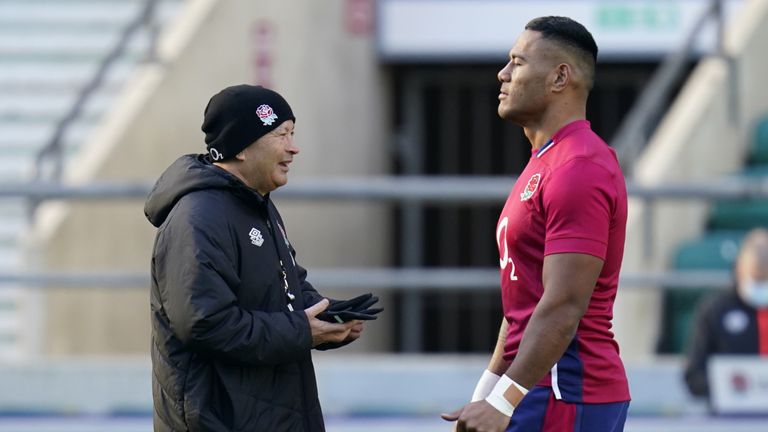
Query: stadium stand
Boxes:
[
  {"xmin": 0, "ymin": 0, "xmax": 183, "ymax": 358},
  {"xmin": 660, "ymin": 113, "xmax": 768, "ymax": 353},
  {"xmin": 615, "ymin": 0, "xmax": 768, "ymax": 360}
]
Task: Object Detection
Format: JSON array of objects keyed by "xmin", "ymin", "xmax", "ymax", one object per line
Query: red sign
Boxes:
[
  {"xmin": 251, "ymin": 20, "xmax": 274, "ymax": 87},
  {"xmin": 346, "ymin": 0, "xmax": 374, "ymax": 35}
]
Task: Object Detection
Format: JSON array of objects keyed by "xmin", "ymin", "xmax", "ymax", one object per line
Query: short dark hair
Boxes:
[{"xmin": 525, "ymin": 16, "xmax": 598, "ymax": 64}]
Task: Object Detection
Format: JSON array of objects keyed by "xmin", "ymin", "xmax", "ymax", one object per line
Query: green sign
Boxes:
[{"xmin": 597, "ymin": 3, "xmax": 681, "ymax": 31}]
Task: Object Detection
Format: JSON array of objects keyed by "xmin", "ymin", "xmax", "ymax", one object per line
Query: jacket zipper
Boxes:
[
  {"xmin": 264, "ymin": 209, "xmax": 296, "ymax": 311},
  {"xmin": 265, "ymin": 203, "xmax": 313, "ymax": 431}
]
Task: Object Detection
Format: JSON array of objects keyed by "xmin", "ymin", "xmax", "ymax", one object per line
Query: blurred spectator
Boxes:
[{"xmin": 684, "ymin": 228, "xmax": 768, "ymax": 398}]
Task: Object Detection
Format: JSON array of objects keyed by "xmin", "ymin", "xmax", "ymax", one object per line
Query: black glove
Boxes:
[
  {"xmin": 328, "ymin": 293, "xmax": 376, "ymax": 313},
  {"xmin": 314, "ymin": 295, "xmax": 383, "ymax": 350},
  {"xmin": 318, "ymin": 293, "xmax": 383, "ymax": 323},
  {"xmin": 319, "ymin": 309, "xmax": 379, "ymax": 323}
]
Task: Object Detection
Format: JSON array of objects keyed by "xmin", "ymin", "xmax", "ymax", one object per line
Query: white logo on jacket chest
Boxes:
[{"xmin": 249, "ymin": 228, "xmax": 264, "ymax": 247}]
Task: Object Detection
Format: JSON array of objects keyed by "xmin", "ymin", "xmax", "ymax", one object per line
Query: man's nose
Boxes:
[
  {"xmin": 498, "ymin": 63, "xmax": 511, "ymax": 82},
  {"xmin": 287, "ymin": 138, "xmax": 300, "ymax": 154}
]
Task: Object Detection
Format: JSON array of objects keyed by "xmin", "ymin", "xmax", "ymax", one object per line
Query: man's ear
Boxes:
[{"xmin": 551, "ymin": 63, "xmax": 571, "ymax": 93}]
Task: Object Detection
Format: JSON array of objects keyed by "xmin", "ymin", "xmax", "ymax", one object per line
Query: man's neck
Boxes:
[
  {"xmin": 523, "ymin": 103, "xmax": 586, "ymax": 150},
  {"xmin": 213, "ymin": 162, "xmax": 260, "ymax": 193}
]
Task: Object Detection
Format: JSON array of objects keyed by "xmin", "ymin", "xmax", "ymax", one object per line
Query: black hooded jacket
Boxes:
[
  {"xmin": 145, "ymin": 154, "xmax": 326, "ymax": 431},
  {"xmin": 683, "ymin": 288, "xmax": 763, "ymax": 399}
]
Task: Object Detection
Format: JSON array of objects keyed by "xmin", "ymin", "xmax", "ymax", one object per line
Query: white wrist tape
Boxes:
[
  {"xmin": 471, "ymin": 370, "xmax": 501, "ymax": 402},
  {"xmin": 485, "ymin": 375, "xmax": 528, "ymax": 417}
]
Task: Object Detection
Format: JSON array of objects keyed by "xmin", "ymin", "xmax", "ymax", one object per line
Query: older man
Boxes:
[{"xmin": 144, "ymin": 85, "xmax": 378, "ymax": 431}]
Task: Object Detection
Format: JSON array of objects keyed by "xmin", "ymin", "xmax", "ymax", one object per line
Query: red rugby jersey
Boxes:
[{"xmin": 496, "ymin": 120, "xmax": 630, "ymax": 403}]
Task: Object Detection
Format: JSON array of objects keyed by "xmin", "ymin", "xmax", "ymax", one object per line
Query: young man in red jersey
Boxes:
[{"xmin": 443, "ymin": 16, "xmax": 630, "ymax": 432}]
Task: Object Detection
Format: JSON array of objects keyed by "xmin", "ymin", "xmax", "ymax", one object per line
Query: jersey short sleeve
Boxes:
[{"xmin": 542, "ymin": 158, "xmax": 616, "ymax": 260}]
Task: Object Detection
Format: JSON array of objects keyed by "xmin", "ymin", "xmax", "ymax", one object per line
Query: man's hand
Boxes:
[
  {"xmin": 345, "ymin": 320, "xmax": 364, "ymax": 343},
  {"xmin": 304, "ymin": 299, "xmax": 358, "ymax": 347},
  {"xmin": 441, "ymin": 401, "xmax": 510, "ymax": 432}
]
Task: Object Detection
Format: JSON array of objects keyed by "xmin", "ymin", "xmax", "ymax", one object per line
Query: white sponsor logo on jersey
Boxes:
[{"xmin": 496, "ymin": 216, "xmax": 518, "ymax": 281}]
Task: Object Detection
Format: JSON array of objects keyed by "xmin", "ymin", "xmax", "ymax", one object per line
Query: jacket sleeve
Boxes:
[
  {"xmin": 683, "ymin": 296, "xmax": 716, "ymax": 397},
  {"xmin": 154, "ymin": 203, "xmax": 312, "ymax": 366},
  {"xmin": 296, "ymin": 260, "xmax": 324, "ymax": 307}
]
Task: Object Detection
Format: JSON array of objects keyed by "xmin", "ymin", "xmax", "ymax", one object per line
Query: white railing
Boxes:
[{"xmin": 0, "ymin": 175, "xmax": 762, "ymax": 290}]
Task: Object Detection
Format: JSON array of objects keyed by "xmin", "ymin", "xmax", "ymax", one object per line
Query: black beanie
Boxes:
[{"xmin": 202, "ymin": 84, "xmax": 295, "ymax": 161}]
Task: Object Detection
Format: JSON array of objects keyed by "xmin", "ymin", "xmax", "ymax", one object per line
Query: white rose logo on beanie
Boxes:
[{"xmin": 256, "ymin": 104, "xmax": 278, "ymax": 126}]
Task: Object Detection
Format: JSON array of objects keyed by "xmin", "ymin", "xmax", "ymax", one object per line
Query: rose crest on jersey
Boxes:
[
  {"xmin": 520, "ymin": 173, "xmax": 541, "ymax": 201},
  {"xmin": 256, "ymin": 104, "xmax": 278, "ymax": 126}
]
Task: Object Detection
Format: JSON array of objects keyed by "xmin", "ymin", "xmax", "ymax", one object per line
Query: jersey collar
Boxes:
[
  {"xmin": 535, "ymin": 139, "xmax": 555, "ymax": 158},
  {"xmin": 534, "ymin": 119, "xmax": 591, "ymax": 159}
]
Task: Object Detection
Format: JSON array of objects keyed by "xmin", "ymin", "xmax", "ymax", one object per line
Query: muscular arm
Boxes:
[
  {"xmin": 504, "ymin": 252, "xmax": 602, "ymax": 394},
  {"xmin": 487, "ymin": 319, "xmax": 512, "ymax": 375}
]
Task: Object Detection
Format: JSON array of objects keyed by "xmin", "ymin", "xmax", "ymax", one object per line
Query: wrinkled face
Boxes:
[
  {"xmin": 497, "ymin": 30, "xmax": 555, "ymax": 125},
  {"xmin": 239, "ymin": 120, "xmax": 298, "ymax": 195}
]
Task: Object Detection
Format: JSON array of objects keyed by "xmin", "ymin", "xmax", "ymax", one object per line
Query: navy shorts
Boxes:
[{"xmin": 506, "ymin": 386, "xmax": 629, "ymax": 432}]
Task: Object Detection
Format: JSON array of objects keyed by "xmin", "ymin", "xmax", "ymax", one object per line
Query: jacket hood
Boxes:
[{"xmin": 144, "ymin": 154, "xmax": 261, "ymax": 227}]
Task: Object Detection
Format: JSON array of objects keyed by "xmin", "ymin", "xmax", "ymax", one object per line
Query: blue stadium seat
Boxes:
[
  {"xmin": 708, "ymin": 154, "xmax": 768, "ymax": 231},
  {"xmin": 658, "ymin": 230, "xmax": 746, "ymax": 353},
  {"xmin": 749, "ymin": 114, "xmax": 768, "ymax": 165},
  {"xmin": 673, "ymin": 230, "xmax": 746, "ymax": 270},
  {"xmin": 708, "ymin": 200, "xmax": 768, "ymax": 231},
  {"xmin": 660, "ymin": 114, "xmax": 768, "ymax": 354}
]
